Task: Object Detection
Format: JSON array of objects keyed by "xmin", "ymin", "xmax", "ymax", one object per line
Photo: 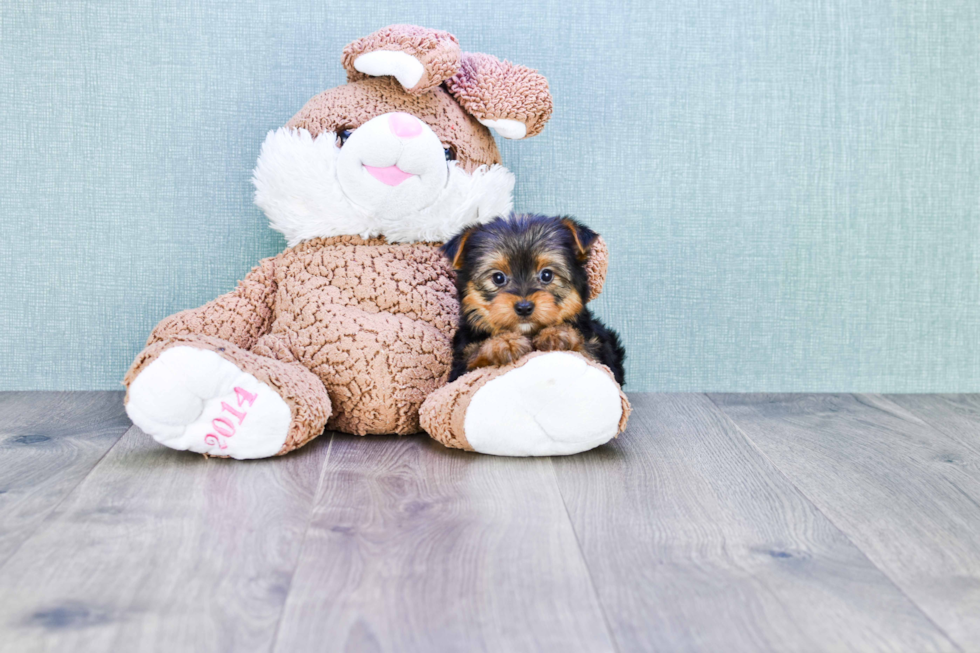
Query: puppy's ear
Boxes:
[
  {"xmin": 561, "ymin": 218, "xmax": 599, "ymax": 261},
  {"xmin": 441, "ymin": 229, "xmax": 473, "ymax": 270},
  {"xmin": 446, "ymin": 53, "xmax": 553, "ymax": 139},
  {"xmin": 342, "ymin": 25, "xmax": 461, "ymax": 94}
]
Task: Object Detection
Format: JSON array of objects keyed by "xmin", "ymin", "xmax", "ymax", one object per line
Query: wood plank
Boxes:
[
  {"xmin": 711, "ymin": 393, "xmax": 980, "ymax": 650},
  {"xmin": 272, "ymin": 433, "xmax": 615, "ymax": 653},
  {"xmin": 0, "ymin": 425, "xmax": 331, "ymax": 653},
  {"xmin": 886, "ymin": 394, "xmax": 980, "ymax": 455},
  {"xmin": 0, "ymin": 392, "xmax": 130, "ymax": 566},
  {"xmin": 553, "ymin": 393, "xmax": 957, "ymax": 652}
]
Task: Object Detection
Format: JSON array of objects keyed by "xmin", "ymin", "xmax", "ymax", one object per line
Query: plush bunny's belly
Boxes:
[{"xmin": 262, "ymin": 236, "xmax": 458, "ymax": 434}]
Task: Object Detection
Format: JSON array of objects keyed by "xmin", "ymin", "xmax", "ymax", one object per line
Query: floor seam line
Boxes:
[
  {"xmin": 876, "ymin": 394, "xmax": 980, "ymax": 458},
  {"xmin": 549, "ymin": 458, "xmax": 622, "ymax": 653},
  {"xmin": 0, "ymin": 420, "xmax": 133, "ymax": 576},
  {"xmin": 703, "ymin": 392, "xmax": 966, "ymax": 653},
  {"xmin": 267, "ymin": 432, "xmax": 336, "ymax": 653}
]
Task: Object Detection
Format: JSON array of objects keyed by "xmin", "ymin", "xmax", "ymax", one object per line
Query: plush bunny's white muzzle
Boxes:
[{"xmin": 336, "ymin": 112, "xmax": 450, "ymax": 216}]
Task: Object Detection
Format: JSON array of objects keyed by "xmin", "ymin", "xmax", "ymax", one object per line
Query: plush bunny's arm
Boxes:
[
  {"xmin": 342, "ymin": 25, "xmax": 461, "ymax": 94},
  {"xmin": 146, "ymin": 258, "xmax": 278, "ymax": 351}
]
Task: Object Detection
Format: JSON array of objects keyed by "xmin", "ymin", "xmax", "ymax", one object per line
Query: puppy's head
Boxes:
[{"xmin": 442, "ymin": 214, "xmax": 598, "ymax": 335}]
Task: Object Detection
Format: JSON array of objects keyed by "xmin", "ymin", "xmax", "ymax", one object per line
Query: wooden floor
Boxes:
[{"xmin": 1, "ymin": 393, "xmax": 979, "ymax": 652}]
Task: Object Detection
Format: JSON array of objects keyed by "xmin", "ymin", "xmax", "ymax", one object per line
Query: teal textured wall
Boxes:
[{"xmin": 1, "ymin": 0, "xmax": 978, "ymax": 391}]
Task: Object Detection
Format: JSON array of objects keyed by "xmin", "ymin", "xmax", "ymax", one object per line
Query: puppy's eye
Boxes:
[
  {"xmin": 336, "ymin": 129, "xmax": 353, "ymax": 147},
  {"xmin": 491, "ymin": 272, "xmax": 507, "ymax": 287},
  {"xmin": 539, "ymin": 269, "xmax": 554, "ymax": 284},
  {"xmin": 444, "ymin": 145, "xmax": 457, "ymax": 161}
]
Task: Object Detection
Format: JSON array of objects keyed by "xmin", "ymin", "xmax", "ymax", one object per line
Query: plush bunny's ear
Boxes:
[
  {"xmin": 446, "ymin": 53, "xmax": 553, "ymax": 139},
  {"xmin": 584, "ymin": 234, "xmax": 609, "ymax": 301},
  {"xmin": 342, "ymin": 25, "xmax": 461, "ymax": 94}
]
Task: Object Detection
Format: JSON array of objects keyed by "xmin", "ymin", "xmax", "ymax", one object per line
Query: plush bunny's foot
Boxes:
[
  {"xmin": 465, "ymin": 353, "xmax": 626, "ymax": 455},
  {"xmin": 126, "ymin": 346, "xmax": 292, "ymax": 459},
  {"xmin": 420, "ymin": 351, "xmax": 630, "ymax": 457},
  {"xmin": 125, "ymin": 337, "xmax": 332, "ymax": 459}
]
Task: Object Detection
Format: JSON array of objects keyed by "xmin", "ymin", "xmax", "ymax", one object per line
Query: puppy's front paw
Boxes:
[
  {"xmin": 533, "ymin": 324, "xmax": 585, "ymax": 353},
  {"xmin": 468, "ymin": 332, "xmax": 533, "ymax": 370}
]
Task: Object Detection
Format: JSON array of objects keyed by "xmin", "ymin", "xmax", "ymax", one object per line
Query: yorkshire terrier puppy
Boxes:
[{"xmin": 442, "ymin": 214, "xmax": 626, "ymax": 384}]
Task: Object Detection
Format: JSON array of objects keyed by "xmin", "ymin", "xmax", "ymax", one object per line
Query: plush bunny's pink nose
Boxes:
[{"xmin": 388, "ymin": 112, "xmax": 422, "ymax": 139}]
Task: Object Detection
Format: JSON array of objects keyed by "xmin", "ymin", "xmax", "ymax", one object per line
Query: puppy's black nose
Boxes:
[{"xmin": 514, "ymin": 300, "xmax": 535, "ymax": 317}]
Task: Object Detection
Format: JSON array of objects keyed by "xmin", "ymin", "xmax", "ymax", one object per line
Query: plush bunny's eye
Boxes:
[
  {"xmin": 491, "ymin": 272, "xmax": 507, "ymax": 287},
  {"xmin": 444, "ymin": 145, "xmax": 457, "ymax": 161},
  {"xmin": 336, "ymin": 129, "xmax": 353, "ymax": 147}
]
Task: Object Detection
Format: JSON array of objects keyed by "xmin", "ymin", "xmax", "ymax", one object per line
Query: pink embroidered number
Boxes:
[
  {"xmin": 212, "ymin": 417, "xmax": 235, "ymax": 438},
  {"xmin": 235, "ymin": 386, "xmax": 257, "ymax": 407},
  {"xmin": 204, "ymin": 386, "xmax": 259, "ymax": 450},
  {"xmin": 220, "ymin": 402, "xmax": 246, "ymax": 425},
  {"xmin": 204, "ymin": 434, "xmax": 227, "ymax": 450}
]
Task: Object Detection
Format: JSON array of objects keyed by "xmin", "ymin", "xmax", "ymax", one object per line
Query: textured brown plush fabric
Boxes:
[
  {"xmin": 342, "ymin": 25, "xmax": 461, "ymax": 94},
  {"xmin": 585, "ymin": 236, "xmax": 609, "ymax": 302},
  {"xmin": 446, "ymin": 52, "xmax": 554, "ymax": 138},
  {"xmin": 419, "ymin": 350, "xmax": 632, "ymax": 451},
  {"xmin": 286, "ymin": 77, "xmax": 501, "ymax": 173},
  {"xmin": 132, "ymin": 236, "xmax": 457, "ymax": 437}
]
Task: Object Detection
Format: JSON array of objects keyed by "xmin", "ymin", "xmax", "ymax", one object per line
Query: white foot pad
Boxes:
[
  {"xmin": 126, "ymin": 346, "xmax": 292, "ymax": 459},
  {"xmin": 464, "ymin": 352, "xmax": 623, "ymax": 456}
]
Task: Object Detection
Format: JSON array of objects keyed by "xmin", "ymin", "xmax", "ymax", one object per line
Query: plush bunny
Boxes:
[{"xmin": 123, "ymin": 25, "xmax": 630, "ymax": 458}]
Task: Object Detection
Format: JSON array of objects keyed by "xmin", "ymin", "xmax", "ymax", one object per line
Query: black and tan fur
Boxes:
[{"xmin": 442, "ymin": 214, "xmax": 626, "ymax": 384}]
